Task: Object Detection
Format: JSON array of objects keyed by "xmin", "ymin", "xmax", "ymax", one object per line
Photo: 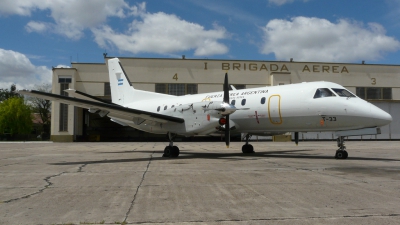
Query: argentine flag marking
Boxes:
[{"xmin": 118, "ymin": 79, "xmax": 123, "ymax": 86}]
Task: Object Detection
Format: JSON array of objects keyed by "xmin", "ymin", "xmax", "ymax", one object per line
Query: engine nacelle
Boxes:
[{"xmin": 202, "ymin": 101, "xmax": 237, "ymax": 116}]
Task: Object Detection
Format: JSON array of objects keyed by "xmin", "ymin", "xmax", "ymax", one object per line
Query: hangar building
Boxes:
[{"xmin": 50, "ymin": 56, "xmax": 400, "ymax": 142}]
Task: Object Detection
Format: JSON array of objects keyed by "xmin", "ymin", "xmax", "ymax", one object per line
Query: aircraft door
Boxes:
[{"xmin": 268, "ymin": 95, "xmax": 282, "ymax": 124}]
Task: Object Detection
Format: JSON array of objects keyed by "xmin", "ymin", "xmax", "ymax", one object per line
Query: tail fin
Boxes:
[{"xmin": 107, "ymin": 58, "xmax": 171, "ymax": 105}]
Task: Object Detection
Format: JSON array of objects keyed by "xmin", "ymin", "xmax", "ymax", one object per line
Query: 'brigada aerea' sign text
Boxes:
[
  {"xmin": 218, "ymin": 63, "xmax": 349, "ymax": 73},
  {"xmin": 302, "ymin": 65, "xmax": 349, "ymax": 73}
]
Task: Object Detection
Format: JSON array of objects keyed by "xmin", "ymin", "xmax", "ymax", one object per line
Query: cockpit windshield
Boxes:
[
  {"xmin": 331, "ymin": 88, "xmax": 356, "ymax": 97},
  {"xmin": 313, "ymin": 88, "xmax": 336, "ymax": 98}
]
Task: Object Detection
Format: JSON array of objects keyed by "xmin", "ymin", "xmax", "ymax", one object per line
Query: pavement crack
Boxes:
[
  {"xmin": 133, "ymin": 213, "xmax": 400, "ymax": 224},
  {"xmin": 3, "ymin": 172, "xmax": 65, "ymax": 203},
  {"xmin": 124, "ymin": 151, "xmax": 154, "ymax": 223},
  {"xmin": 77, "ymin": 163, "xmax": 87, "ymax": 172},
  {"xmin": 0, "ymin": 162, "xmax": 19, "ymax": 168}
]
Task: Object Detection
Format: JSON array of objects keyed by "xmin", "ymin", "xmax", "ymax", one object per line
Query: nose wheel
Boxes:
[
  {"xmin": 242, "ymin": 134, "xmax": 255, "ymax": 154},
  {"xmin": 335, "ymin": 149, "xmax": 348, "ymax": 159},
  {"xmin": 335, "ymin": 136, "xmax": 348, "ymax": 159}
]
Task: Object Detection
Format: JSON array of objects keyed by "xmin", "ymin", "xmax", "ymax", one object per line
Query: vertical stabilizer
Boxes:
[
  {"xmin": 107, "ymin": 58, "xmax": 171, "ymax": 105},
  {"xmin": 108, "ymin": 58, "xmax": 135, "ymax": 105}
]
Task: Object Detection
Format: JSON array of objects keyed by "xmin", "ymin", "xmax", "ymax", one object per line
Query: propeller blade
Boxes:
[
  {"xmin": 223, "ymin": 73, "xmax": 230, "ymax": 148},
  {"xmin": 223, "ymin": 73, "xmax": 229, "ymax": 103},
  {"xmin": 225, "ymin": 115, "xmax": 230, "ymax": 148}
]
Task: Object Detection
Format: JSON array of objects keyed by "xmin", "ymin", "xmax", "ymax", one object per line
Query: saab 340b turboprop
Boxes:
[{"xmin": 19, "ymin": 58, "xmax": 392, "ymax": 159}]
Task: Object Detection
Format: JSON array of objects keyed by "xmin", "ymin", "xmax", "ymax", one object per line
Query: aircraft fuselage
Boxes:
[{"xmin": 114, "ymin": 81, "xmax": 391, "ymax": 136}]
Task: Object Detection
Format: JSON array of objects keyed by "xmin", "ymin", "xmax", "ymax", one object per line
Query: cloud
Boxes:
[
  {"xmin": 0, "ymin": 49, "xmax": 51, "ymax": 90},
  {"xmin": 261, "ymin": 17, "xmax": 400, "ymax": 62},
  {"xmin": 46, "ymin": 0, "xmax": 132, "ymax": 39},
  {"xmin": 0, "ymin": 0, "xmax": 50, "ymax": 16},
  {"xmin": 4, "ymin": 1, "xmax": 229, "ymax": 56},
  {"xmin": 55, "ymin": 64, "xmax": 70, "ymax": 68},
  {"xmin": 25, "ymin": 21, "xmax": 49, "ymax": 33},
  {"xmin": 6, "ymin": 0, "xmax": 133, "ymax": 39},
  {"xmin": 92, "ymin": 8, "xmax": 229, "ymax": 56}
]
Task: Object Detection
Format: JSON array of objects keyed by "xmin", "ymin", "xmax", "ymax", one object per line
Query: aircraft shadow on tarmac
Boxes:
[{"xmin": 50, "ymin": 149, "xmax": 399, "ymax": 166}]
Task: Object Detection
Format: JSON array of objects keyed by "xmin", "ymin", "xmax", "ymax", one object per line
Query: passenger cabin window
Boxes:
[
  {"xmin": 241, "ymin": 99, "xmax": 246, "ymax": 106},
  {"xmin": 261, "ymin": 97, "xmax": 266, "ymax": 104},
  {"xmin": 331, "ymin": 88, "xmax": 355, "ymax": 97},
  {"xmin": 157, "ymin": 106, "xmax": 160, "ymax": 112},
  {"xmin": 231, "ymin": 100, "xmax": 236, "ymax": 105},
  {"xmin": 164, "ymin": 105, "xmax": 167, "ymax": 110},
  {"xmin": 314, "ymin": 88, "xmax": 335, "ymax": 99}
]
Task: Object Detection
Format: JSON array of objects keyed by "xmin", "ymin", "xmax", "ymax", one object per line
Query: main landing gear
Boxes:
[
  {"xmin": 242, "ymin": 134, "xmax": 255, "ymax": 154},
  {"xmin": 335, "ymin": 136, "xmax": 348, "ymax": 159},
  {"xmin": 163, "ymin": 132, "xmax": 179, "ymax": 158}
]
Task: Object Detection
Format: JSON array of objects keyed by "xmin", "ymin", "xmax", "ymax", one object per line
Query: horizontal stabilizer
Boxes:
[{"xmin": 64, "ymin": 89, "xmax": 115, "ymax": 104}]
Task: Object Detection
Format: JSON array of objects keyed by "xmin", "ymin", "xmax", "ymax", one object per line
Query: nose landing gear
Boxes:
[
  {"xmin": 335, "ymin": 136, "xmax": 348, "ymax": 159},
  {"xmin": 242, "ymin": 134, "xmax": 255, "ymax": 154}
]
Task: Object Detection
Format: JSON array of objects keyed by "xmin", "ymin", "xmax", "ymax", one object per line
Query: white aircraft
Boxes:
[{"xmin": 19, "ymin": 58, "xmax": 392, "ymax": 159}]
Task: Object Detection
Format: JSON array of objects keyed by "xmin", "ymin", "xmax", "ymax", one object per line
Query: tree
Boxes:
[
  {"xmin": 28, "ymin": 84, "xmax": 52, "ymax": 136},
  {"xmin": 0, "ymin": 97, "xmax": 32, "ymax": 136},
  {"xmin": 0, "ymin": 84, "xmax": 21, "ymax": 102}
]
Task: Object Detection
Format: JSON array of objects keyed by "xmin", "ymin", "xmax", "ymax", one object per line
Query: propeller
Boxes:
[
  {"xmin": 294, "ymin": 132, "xmax": 299, "ymax": 146},
  {"xmin": 223, "ymin": 73, "xmax": 230, "ymax": 148}
]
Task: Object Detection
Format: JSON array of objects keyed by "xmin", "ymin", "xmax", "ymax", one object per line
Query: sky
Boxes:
[{"xmin": 0, "ymin": 0, "xmax": 400, "ymax": 89}]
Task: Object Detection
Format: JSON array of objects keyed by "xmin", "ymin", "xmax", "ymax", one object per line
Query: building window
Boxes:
[
  {"xmin": 155, "ymin": 84, "xmax": 167, "ymax": 94},
  {"xmin": 59, "ymin": 77, "xmax": 71, "ymax": 131},
  {"xmin": 104, "ymin": 82, "xmax": 111, "ymax": 96},
  {"xmin": 187, "ymin": 84, "xmax": 198, "ymax": 94},
  {"xmin": 155, "ymin": 84, "xmax": 198, "ymax": 96},
  {"xmin": 356, "ymin": 87, "xmax": 392, "ymax": 100},
  {"xmin": 168, "ymin": 84, "xmax": 185, "ymax": 96},
  {"xmin": 58, "ymin": 77, "xmax": 71, "ymax": 83}
]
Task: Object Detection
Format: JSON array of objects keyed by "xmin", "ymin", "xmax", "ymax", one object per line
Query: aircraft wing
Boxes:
[{"xmin": 19, "ymin": 90, "xmax": 184, "ymax": 124}]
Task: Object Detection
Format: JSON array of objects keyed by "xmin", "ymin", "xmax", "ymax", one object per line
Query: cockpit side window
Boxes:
[
  {"xmin": 331, "ymin": 88, "xmax": 356, "ymax": 97},
  {"xmin": 313, "ymin": 88, "xmax": 335, "ymax": 99}
]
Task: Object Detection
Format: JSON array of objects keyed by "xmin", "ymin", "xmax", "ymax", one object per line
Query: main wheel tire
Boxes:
[
  {"xmin": 170, "ymin": 146, "xmax": 180, "ymax": 157},
  {"xmin": 163, "ymin": 146, "xmax": 171, "ymax": 157},
  {"xmin": 248, "ymin": 144, "xmax": 254, "ymax": 153},
  {"xmin": 242, "ymin": 145, "xmax": 247, "ymax": 153},
  {"xmin": 242, "ymin": 144, "xmax": 255, "ymax": 153},
  {"xmin": 343, "ymin": 150, "xmax": 348, "ymax": 159}
]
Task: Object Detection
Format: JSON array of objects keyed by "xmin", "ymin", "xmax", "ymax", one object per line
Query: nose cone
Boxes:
[{"xmin": 370, "ymin": 104, "xmax": 392, "ymax": 127}]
